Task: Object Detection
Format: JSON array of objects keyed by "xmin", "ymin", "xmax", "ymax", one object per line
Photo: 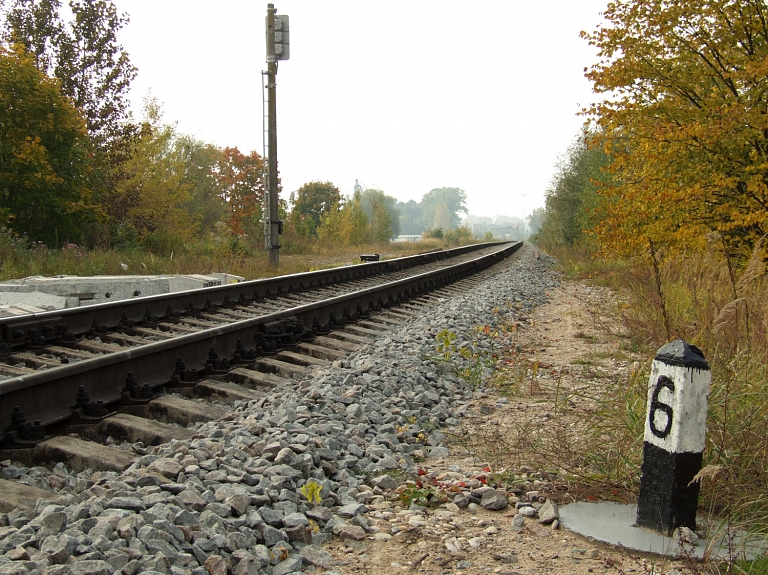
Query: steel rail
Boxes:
[
  {"xmin": 0, "ymin": 242, "xmax": 508, "ymax": 348},
  {"xmin": 0, "ymin": 241, "xmax": 521, "ymax": 437}
]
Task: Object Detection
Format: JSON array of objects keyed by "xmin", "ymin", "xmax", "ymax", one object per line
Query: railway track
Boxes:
[{"xmin": 0, "ymin": 241, "xmax": 521, "ymax": 475}]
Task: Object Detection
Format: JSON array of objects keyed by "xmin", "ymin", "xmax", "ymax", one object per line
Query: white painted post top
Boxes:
[{"xmin": 644, "ymin": 340, "xmax": 711, "ymax": 454}]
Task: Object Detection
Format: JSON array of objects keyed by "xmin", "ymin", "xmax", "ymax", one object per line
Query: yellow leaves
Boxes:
[{"xmin": 582, "ymin": 0, "xmax": 768, "ymax": 259}]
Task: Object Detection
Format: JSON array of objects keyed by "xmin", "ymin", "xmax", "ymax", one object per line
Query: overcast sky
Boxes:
[{"xmin": 112, "ymin": 1, "xmax": 606, "ymax": 219}]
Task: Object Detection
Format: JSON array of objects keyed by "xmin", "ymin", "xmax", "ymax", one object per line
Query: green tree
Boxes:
[
  {"xmin": 583, "ymin": 0, "xmax": 768, "ymax": 257},
  {"xmin": 396, "ymin": 199, "xmax": 423, "ymax": 235},
  {"xmin": 177, "ymin": 136, "xmax": 225, "ymax": 236},
  {"xmin": 419, "ymin": 187, "xmax": 468, "ymax": 231},
  {"xmin": 0, "ymin": 45, "xmax": 96, "ymax": 244},
  {"xmin": 2, "ymin": 0, "xmax": 138, "ymax": 247},
  {"xmin": 110, "ymin": 99, "xmax": 196, "ymax": 253},
  {"xmin": 289, "ymin": 180, "xmax": 341, "ymax": 237},
  {"xmin": 2, "ymin": 0, "xmax": 136, "ymax": 143},
  {"xmin": 533, "ymin": 131, "xmax": 609, "ymax": 249},
  {"xmin": 359, "ymin": 188, "xmax": 400, "ymax": 242}
]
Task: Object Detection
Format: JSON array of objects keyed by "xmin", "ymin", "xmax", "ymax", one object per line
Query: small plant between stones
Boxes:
[{"xmin": 432, "ymin": 328, "xmax": 498, "ymax": 390}]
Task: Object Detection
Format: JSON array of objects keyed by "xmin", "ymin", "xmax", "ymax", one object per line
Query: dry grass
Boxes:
[
  {"xmin": 448, "ymin": 235, "xmax": 768, "ymax": 572},
  {"xmin": 0, "ymin": 228, "xmax": 447, "ymax": 281},
  {"xmin": 617, "ymin": 237, "xmax": 768, "ymax": 535}
]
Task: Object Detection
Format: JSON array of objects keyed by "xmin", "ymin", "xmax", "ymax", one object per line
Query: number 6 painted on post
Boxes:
[{"xmin": 649, "ymin": 375, "xmax": 674, "ymax": 439}]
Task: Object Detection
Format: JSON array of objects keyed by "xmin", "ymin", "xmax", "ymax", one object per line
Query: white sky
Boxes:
[{"xmin": 112, "ymin": 1, "xmax": 606, "ymax": 219}]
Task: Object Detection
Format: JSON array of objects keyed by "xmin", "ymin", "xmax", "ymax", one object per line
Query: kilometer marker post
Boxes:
[{"xmin": 636, "ymin": 340, "xmax": 710, "ymax": 535}]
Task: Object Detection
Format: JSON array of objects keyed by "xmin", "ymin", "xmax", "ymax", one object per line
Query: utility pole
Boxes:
[{"xmin": 264, "ymin": 4, "xmax": 289, "ymax": 268}]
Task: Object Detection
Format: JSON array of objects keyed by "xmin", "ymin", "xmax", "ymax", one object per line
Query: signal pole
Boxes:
[{"xmin": 265, "ymin": 4, "xmax": 289, "ymax": 268}]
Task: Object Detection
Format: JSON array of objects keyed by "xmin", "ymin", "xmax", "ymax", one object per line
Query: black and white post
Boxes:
[{"xmin": 636, "ymin": 340, "xmax": 710, "ymax": 535}]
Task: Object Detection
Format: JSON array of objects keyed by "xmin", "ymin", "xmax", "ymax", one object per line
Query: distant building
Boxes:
[{"xmin": 394, "ymin": 235, "xmax": 422, "ymax": 243}]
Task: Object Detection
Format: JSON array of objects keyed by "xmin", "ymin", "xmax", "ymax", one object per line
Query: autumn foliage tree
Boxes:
[
  {"xmin": 583, "ymin": 0, "xmax": 768, "ymax": 257},
  {"xmin": 213, "ymin": 147, "xmax": 265, "ymax": 240},
  {"xmin": 316, "ymin": 191, "xmax": 368, "ymax": 246},
  {"xmin": 0, "ymin": 45, "xmax": 96, "ymax": 244}
]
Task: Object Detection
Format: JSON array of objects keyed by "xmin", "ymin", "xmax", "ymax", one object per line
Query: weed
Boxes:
[
  {"xmin": 429, "ymin": 329, "xmax": 499, "ymax": 390},
  {"xmin": 399, "ymin": 483, "xmax": 440, "ymax": 508},
  {"xmin": 300, "ymin": 480, "xmax": 323, "ymax": 504}
]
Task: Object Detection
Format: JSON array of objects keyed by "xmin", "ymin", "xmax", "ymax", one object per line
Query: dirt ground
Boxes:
[{"xmin": 319, "ymin": 280, "xmax": 694, "ymax": 575}]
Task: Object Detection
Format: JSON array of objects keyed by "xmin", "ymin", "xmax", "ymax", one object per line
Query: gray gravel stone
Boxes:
[
  {"xmin": 481, "ymin": 489, "xmax": 509, "ymax": 511},
  {"xmin": 70, "ymin": 560, "xmax": 114, "ymax": 575},
  {"xmin": 272, "ymin": 556, "xmax": 303, "ymax": 575},
  {"xmin": 259, "ymin": 524, "xmax": 287, "ymax": 547},
  {"xmin": 299, "ymin": 544, "xmax": 335, "ymax": 569},
  {"xmin": 106, "ymin": 498, "xmax": 145, "ymax": 512},
  {"xmin": 337, "ymin": 503, "xmax": 366, "ymax": 518},
  {"xmin": 282, "ymin": 513, "xmax": 308, "ymax": 528},
  {"xmin": 538, "ymin": 499, "xmax": 559, "ymax": 524}
]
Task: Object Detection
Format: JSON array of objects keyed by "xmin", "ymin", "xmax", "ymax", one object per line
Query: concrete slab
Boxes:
[
  {"xmin": 313, "ymin": 336, "xmax": 360, "ymax": 353},
  {"xmin": 255, "ymin": 357, "xmax": 307, "ymax": 378},
  {"xmin": 295, "ymin": 342, "xmax": 346, "ymax": 361},
  {"xmin": 67, "ymin": 413, "xmax": 195, "ymax": 446},
  {"xmin": 189, "ymin": 379, "xmax": 265, "ymax": 402},
  {"xmin": 29, "ymin": 436, "xmax": 137, "ymax": 472},
  {"xmin": 382, "ymin": 310, "xmax": 414, "ymax": 320},
  {"xmin": 224, "ymin": 367, "xmax": 290, "ymax": 389},
  {"xmin": 0, "ymin": 364, "xmax": 34, "ymax": 377},
  {"xmin": 11, "ymin": 352, "xmax": 63, "ymax": 369},
  {"xmin": 0, "ymin": 291, "xmax": 77, "ymax": 313},
  {"xmin": 0, "ymin": 478, "xmax": 60, "ymax": 514},
  {"xmin": 0, "ymin": 275, "xmax": 171, "ymax": 303},
  {"xmin": 73, "ymin": 339, "xmax": 123, "ymax": 353},
  {"xmin": 167, "ymin": 274, "xmax": 223, "ymax": 292},
  {"xmin": 121, "ymin": 395, "xmax": 226, "ymax": 426},
  {"xmin": 275, "ymin": 350, "xmax": 331, "ymax": 368},
  {"xmin": 208, "ymin": 273, "xmax": 244, "ymax": 284},
  {"xmin": 44, "ymin": 345, "xmax": 100, "ymax": 360},
  {"xmin": 0, "ymin": 272, "xmax": 245, "ymax": 312},
  {"xmin": 344, "ymin": 324, "xmax": 386, "ymax": 338},
  {"xmin": 328, "ymin": 332, "xmax": 371, "ymax": 345},
  {"xmin": 559, "ymin": 501, "xmax": 768, "ymax": 561},
  {"xmin": 362, "ymin": 316, "xmax": 403, "ymax": 326}
]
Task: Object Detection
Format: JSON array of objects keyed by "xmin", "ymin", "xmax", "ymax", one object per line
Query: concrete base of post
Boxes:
[{"xmin": 636, "ymin": 442, "xmax": 702, "ymax": 534}]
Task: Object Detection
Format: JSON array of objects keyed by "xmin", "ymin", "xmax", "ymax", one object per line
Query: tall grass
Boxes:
[
  {"xmin": 0, "ymin": 227, "xmax": 447, "ymax": 282},
  {"xmin": 557, "ymin": 235, "xmax": 768, "ymax": 535}
]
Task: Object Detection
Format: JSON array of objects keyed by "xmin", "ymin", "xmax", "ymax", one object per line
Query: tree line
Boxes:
[
  {"xmin": 534, "ymin": 0, "xmax": 768, "ymax": 263},
  {"xmin": 289, "ymin": 182, "xmax": 469, "ymax": 245},
  {"xmin": 0, "ymin": 0, "xmax": 475, "ymax": 254}
]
